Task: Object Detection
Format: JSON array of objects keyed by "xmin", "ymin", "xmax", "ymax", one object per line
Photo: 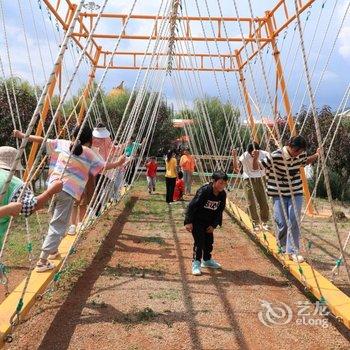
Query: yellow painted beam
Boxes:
[
  {"xmin": 0, "ymin": 188, "xmax": 130, "ymax": 346},
  {"xmin": 226, "ymin": 200, "xmax": 350, "ymax": 329},
  {"xmin": 0, "ymin": 234, "xmax": 75, "ymax": 345}
]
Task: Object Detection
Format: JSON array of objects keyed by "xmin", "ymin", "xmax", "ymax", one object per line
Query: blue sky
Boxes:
[{"xmin": 1, "ymin": 0, "xmax": 350, "ymax": 119}]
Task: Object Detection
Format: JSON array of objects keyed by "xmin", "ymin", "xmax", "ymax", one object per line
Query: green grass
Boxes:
[
  {"xmin": 140, "ymin": 236, "xmax": 166, "ymax": 245},
  {"xmin": 4, "ymin": 210, "xmax": 50, "ymax": 267},
  {"xmin": 113, "ymin": 307, "xmax": 159, "ymax": 325},
  {"xmin": 103, "ymin": 263, "xmax": 165, "ymax": 278},
  {"xmin": 148, "ymin": 288, "xmax": 180, "ymax": 301}
]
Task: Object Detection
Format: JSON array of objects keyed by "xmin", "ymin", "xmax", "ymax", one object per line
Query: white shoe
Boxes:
[
  {"xmin": 291, "ymin": 254, "xmax": 305, "ymax": 263},
  {"xmin": 36, "ymin": 261, "xmax": 55, "ymax": 272},
  {"xmin": 262, "ymin": 223, "xmax": 270, "ymax": 231},
  {"xmin": 67, "ymin": 224, "xmax": 76, "ymax": 236},
  {"xmin": 253, "ymin": 224, "xmax": 261, "ymax": 232},
  {"xmin": 48, "ymin": 251, "xmax": 61, "ymax": 260}
]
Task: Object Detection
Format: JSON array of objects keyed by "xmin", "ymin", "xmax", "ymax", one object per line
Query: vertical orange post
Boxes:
[
  {"xmin": 235, "ymin": 50, "xmax": 259, "ymax": 143},
  {"xmin": 24, "ymin": 63, "xmax": 61, "ymax": 180},
  {"xmin": 265, "ymin": 10, "xmax": 314, "ymax": 215},
  {"xmin": 78, "ymin": 46, "xmax": 102, "ymax": 124}
]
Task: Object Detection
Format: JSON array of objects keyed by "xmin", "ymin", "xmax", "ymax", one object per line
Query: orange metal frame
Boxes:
[{"xmin": 37, "ymin": 0, "xmax": 315, "ymax": 214}]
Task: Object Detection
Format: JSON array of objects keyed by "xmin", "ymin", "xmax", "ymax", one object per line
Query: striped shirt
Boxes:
[
  {"xmin": 261, "ymin": 147, "xmax": 307, "ymax": 197},
  {"xmin": 46, "ymin": 139, "xmax": 105, "ymax": 200}
]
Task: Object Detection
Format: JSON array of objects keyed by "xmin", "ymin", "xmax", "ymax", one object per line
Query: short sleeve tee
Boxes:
[
  {"xmin": 0, "ymin": 169, "xmax": 23, "ymax": 244},
  {"xmin": 239, "ymin": 150, "xmax": 269, "ymax": 179},
  {"xmin": 92, "ymin": 137, "xmax": 119, "ymax": 179},
  {"xmin": 165, "ymin": 158, "xmax": 177, "ymax": 178},
  {"xmin": 124, "ymin": 142, "xmax": 142, "ymax": 157},
  {"xmin": 261, "ymin": 146, "xmax": 307, "ymax": 197},
  {"xmin": 146, "ymin": 162, "xmax": 157, "ymax": 177},
  {"xmin": 180, "ymin": 155, "xmax": 195, "ymax": 172},
  {"xmin": 46, "ymin": 139, "xmax": 105, "ymax": 200}
]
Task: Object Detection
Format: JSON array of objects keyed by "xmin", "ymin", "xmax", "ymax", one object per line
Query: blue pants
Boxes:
[{"xmin": 272, "ymin": 195, "xmax": 303, "ymax": 254}]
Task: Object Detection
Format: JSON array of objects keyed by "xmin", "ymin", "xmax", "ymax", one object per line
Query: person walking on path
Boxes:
[
  {"xmin": 145, "ymin": 156, "xmax": 158, "ymax": 194},
  {"xmin": 253, "ymin": 135, "xmax": 319, "ymax": 263},
  {"xmin": 165, "ymin": 150, "xmax": 177, "ymax": 203},
  {"xmin": 184, "ymin": 171, "xmax": 227, "ymax": 276},
  {"xmin": 180, "ymin": 148, "xmax": 195, "ymax": 195},
  {"xmin": 232, "ymin": 143, "xmax": 270, "ymax": 231}
]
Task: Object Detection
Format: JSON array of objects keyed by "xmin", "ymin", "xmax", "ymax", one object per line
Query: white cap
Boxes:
[
  {"xmin": 93, "ymin": 127, "xmax": 110, "ymax": 139},
  {"xmin": 0, "ymin": 146, "xmax": 23, "ymax": 170}
]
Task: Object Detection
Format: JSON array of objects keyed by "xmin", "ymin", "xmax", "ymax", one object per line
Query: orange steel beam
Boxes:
[
  {"xmin": 43, "ymin": 0, "xmax": 98, "ymax": 64},
  {"xmin": 95, "ymin": 66, "xmax": 237, "ymax": 72},
  {"xmin": 235, "ymin": 50, "xmax": 258, "ymax": 142},
  {"xmin": 99, "ymin": 51, "xmax": 237, "ymax": 71},
  {"xmin": 78, "ymin": 12, "xmax": 265, "ymax": 41},
  {"xmin": 238, "ymin": 0, "xmax": 316, "ymax": 69},
  {"xmin": 265, "ymin": 10, "xmax": 314, "ymax": 215},
  {"xmin": 80, "ymin": 13, "xmax": 261, "ymax": 21},
  {"xmin": 44, "ymin": 0, "xmax": 315, "ymax": 71},
  {"xmin": 24, "ymin": 63, "xmax": 61, "ymax": 180},
  {"xmin": 71, "ymin": 33, "xmax": 271, "ymax": 42}
]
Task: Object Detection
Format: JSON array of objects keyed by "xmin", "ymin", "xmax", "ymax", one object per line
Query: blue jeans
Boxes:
[{"xmin": 272, "ymin": 195, "xmax": 303, "ymax": 254}]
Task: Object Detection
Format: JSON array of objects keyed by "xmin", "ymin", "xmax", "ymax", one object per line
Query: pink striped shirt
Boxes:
[{"xmin": 46, "ymin": 139, "xmax": 105, "ymax": 200}]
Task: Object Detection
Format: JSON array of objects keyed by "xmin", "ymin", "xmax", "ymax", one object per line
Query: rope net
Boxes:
[{"xmin": 0, "ymin": 0, "xmax": 350, "ymax": 340}]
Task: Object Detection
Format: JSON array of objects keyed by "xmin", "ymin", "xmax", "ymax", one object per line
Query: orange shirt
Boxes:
[{"xmin": 180, "ymin": 154, "xmax": 195, "ymax": 172}]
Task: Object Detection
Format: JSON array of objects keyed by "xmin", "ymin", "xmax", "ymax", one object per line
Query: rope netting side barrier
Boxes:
[{"xmin": 0, "ymin": 0, "xmax": 350, "ymax": 344}]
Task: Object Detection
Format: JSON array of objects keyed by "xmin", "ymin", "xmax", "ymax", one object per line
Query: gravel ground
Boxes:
[{"xmin": 5, "ymin": 183, "xmax": 350, "ymax": 350}]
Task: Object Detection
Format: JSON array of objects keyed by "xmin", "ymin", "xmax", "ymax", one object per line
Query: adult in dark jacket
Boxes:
[{"xmin": 184, "ymin": 171, "xmax": 228, "ymax": 276}]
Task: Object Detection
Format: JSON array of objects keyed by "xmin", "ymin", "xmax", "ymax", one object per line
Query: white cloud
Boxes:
[{"xmin": 338, "ymin": 26, "xmax": 350, "ymax": 59}]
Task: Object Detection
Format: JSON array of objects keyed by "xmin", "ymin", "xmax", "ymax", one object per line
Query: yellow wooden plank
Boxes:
[
  {"xmin": 0, "ymin": 234, "xmax": 75, "ymax": 345},
  {"xmin": 0, "ymin": 190, "xmax": 129, "ymax": 346},
  {"xmin": 227, "ymin": 200, "xmax": 350, "ymax": 330}
]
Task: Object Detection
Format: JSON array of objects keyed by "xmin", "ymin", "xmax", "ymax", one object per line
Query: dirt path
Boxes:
[{"xmin": 6, "ymin": 183, "xmax": 350, "ymax": 350}]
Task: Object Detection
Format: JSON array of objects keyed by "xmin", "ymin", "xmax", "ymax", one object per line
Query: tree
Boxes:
[
  {"xmin": 292, "ymin": 106, "xmax": 350, "ymax": 201},
  {"xmin": 0, "ymin": 78, "xmax": 38, "ymax": 147}
]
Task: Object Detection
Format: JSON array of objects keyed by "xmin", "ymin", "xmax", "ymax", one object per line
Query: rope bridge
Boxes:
[{"xmin": 0, "ymin": 0, "xmax": 350, "ymax": 345}]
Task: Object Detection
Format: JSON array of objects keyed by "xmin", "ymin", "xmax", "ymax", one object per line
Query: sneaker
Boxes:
[
  {"xmin": 291, "ymin": 254, "xmax": 305, "ymax": 263},
  {"xmin": 252, "ymin": 223, "xmax": 261, "ymax": 232},
  {"xmin": 67, "ymin": 224, "xmax": 76, "ymax": 235},
  {"xmin": 262, "ymin": 223, "xmax": 270, "ymax": 231},
  {"xmin": 201, "ymin": 259, "xmax": 221, "ymax": 269},
  {"xmin": 36, "ymin": 261, "xmax": 55, "ymax": 273},
  {"xmin": 192, "ymin": 260, "xmax": 201, "ymax": 275},
  {"xmin": 48, "ymin": 251, "xmax": 61, "ymax": 260},
  {"xmin": 148, "ymin": 189, "xmax": 151, "ymax": 194}
]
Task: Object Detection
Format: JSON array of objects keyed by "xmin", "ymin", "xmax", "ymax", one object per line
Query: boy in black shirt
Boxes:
[{"xmin": 184, "ymin": 171, "xmax": 228, "ymax": 275}]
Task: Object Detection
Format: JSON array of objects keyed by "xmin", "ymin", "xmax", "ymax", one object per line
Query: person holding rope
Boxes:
[
  {"xmin": 91, "ymin": 122, "xmax": 123, "ymax": 215},
  {"xmin": 232, "ymin": 143, "xmax": 270, "ymax": 231},
  {"xmin": 14, "ymin": 125, "xmax": 126, "ymax": 272},
  {"xmin": 184, "ymin": 171, "xmax": 227, "ymax": 276},
  {"xmin": 253, "ymin": 135, "xmax": 319, "ymax": 263},
  {"xmin": 0, "ymin": 146, "xmax": 62, "ymax": 246}
]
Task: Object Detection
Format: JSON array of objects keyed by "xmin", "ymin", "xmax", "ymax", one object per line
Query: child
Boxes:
[
  {"xmin": 145, "ymin": 156, "xmax": 157, "ymax": 194},
  {"xmin": 253, "ymin": 135, "xmax": 319, "ymax": 263},
  {"xmin": 232, "ymin": 143, "xmax": 270, "ymax": 231},
  {"xmin": 184, "ymin": 171, "xmax": 227, "ymax": 276},
  {"xmin": 173, "ymin": 170, "xmax": 185, "ymax": 201},
  {"xmin": 91, "ymin": 123, "xmax": 118, "ymax": 216},
  {"xmin": 14, "ymin": 125, "xmax": 126, "ymax": 272},
  {"xmin": 179, "ymin": 148, "xmax": 195, "ymax": 195},
  {"xmin": 0, "ymin": 146, "xmax": 62, "ymax": 245},
  {"xmin": 165, "ymin": 150, "xmax": 177, "ymax": 203}
]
